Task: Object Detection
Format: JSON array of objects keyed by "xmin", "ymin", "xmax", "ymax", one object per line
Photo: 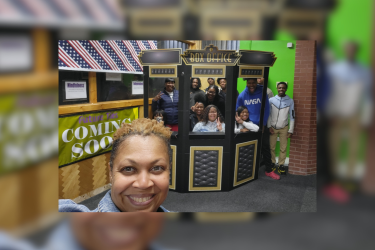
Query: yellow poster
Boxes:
[{"xmin": 59, "ymin": 108, "xmax": 138, "ymax": 167}]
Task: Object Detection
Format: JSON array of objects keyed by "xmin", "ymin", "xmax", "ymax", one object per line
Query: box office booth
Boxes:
[{"xmin": 139, "ymin": 45, "xmax": 276, "ymax": 192}]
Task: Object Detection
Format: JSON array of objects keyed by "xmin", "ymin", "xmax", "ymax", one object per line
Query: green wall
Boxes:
[
  {"xmin": 274, "ymin": 0, "xmax": 372, "ymax": 66},
  {"xmin": 326, "ymin": 0, "xmax": 372, "ymax": 66},
  {"xmin": 269, "ymin": 0, "xmax": 372, "ymax": 163},
  {"xmin": 238, "ymin": 40, "xmax": 296, "ymax": 159}
]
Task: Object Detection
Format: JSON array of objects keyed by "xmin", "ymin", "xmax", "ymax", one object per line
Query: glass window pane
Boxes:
[{"xmin": 96, "ymin": 73, "xmax": 144, "ymax": 102}]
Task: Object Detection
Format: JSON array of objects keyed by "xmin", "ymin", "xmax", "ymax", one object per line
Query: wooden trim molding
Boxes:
[
  {"xmin": 0, "ymin": 71, "xmax": 58, "ymax": 94},
  {"xmin": 59, "ymin": 98, "xmax": 153, "ymax": 115},
  {"xmin": 33, "ymin": 29, "xmax": 50, "ymax": 73}
]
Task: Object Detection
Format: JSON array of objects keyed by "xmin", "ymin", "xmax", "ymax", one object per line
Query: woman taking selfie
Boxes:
[{"xmin": 59, "ymin": 118, "xmax": 173, "ymax": 212}]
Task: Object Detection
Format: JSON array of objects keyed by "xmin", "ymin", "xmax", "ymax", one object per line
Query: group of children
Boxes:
[{"xmin": 152, "ymin": 77, "xmax": 295, "ymax": 180}]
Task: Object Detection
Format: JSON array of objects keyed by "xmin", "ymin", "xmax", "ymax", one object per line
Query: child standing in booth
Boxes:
[
  {"xmin": 234, "ymin": 106, "xmax": 259, "ymax": 134},
  {"xmin": 153, "ymin": 109, "xmax": 165, "ymax": 124}
]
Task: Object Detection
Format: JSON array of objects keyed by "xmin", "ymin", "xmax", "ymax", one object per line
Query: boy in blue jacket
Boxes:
[{"xmin": 236, "ymin": 78, "xmax": 280, "ymax": 180}]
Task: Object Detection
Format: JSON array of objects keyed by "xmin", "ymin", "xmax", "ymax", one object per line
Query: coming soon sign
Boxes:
[{"xmin": 59, "ymin": 108, "xmax": 138, "ymax": 167}]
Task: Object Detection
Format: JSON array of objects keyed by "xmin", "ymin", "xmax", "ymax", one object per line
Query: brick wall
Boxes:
[{"xmin": 288, "ymin": 40, "xmax": 317, "ymax": 175}]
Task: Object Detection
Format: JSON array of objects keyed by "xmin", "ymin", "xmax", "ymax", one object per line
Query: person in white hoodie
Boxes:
[
  {"xmin": 268, "ymin": 82, "xmax": 295, "ymax": 175},
  {"xmin": 234, "ymin": 106, "xmax": 259, "ymax": 133}
]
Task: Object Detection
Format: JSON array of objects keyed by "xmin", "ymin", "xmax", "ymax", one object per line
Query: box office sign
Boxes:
[
  {"xmin": 59, "ymin": 107, "xmax": 138, "ymax": 167},
  {"xmin": 181, "ymin": 44, "xmax": 241, "ymax": 66}
]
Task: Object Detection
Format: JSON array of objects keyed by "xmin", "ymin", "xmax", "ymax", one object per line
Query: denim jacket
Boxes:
[
  {"xmin": 59, "ymin": 190, "xmax": 169, "ymax": 212},
  {"xmin": 0, "ymin": 219, "xmax": 169, "ymax": 250},
  {"xmin": 192, "ymin": 121, "xmax": 225, "ymax": 132}
]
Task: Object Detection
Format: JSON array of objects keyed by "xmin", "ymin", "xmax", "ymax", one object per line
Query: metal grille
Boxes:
[
  {"xmin": 237, "ymin": 144, "xmax": 255, "ymax": 182},
  {"xmin": 156, "ymin": 40, "xmax": 240, "ymax": 52},
  {"xmin": 157, "ymin": 40, "xmax": 189, "ymax": 52},
  {"xmin": 201, "ymin": 40, "xmax": 240, "ymax": 50}
]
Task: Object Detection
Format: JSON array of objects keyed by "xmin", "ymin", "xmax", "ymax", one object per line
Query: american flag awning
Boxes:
[
  {"xmin": 0, "ymin": 0, "xmax": 123, "ymax": 30},
  {"xmin": 58, "ymin": 40, "xmax": 158, "ymax": 74}
]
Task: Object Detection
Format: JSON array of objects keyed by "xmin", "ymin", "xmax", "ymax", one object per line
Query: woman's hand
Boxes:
[
  {"xmin": 191, "ymin": 102, "xmax": 198, "ymax": 112},
  {"xmin": 153, "ymin": 91, "xmax": 164, "ymax": 101},
  {"xmin": 235, "ymin": 113, "xmax": 243, "ymax": 124},
  {"xmin": 216, "ymin": 118, "xmax": 223, "ymax": 131},
  {"xmin": 240, "ymin": 128, "xmax": 249, "ymax": 133}
]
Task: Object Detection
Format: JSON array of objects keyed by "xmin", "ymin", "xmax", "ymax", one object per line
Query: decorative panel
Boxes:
[
  {"xmin": 192, "ymin": 65, "xmax": 226, "ymax": 78},
  {"xmin": 189, "ymin": 146, "xmax": 222, "ymax": 191},
  {"xmin": 234, "ymin": 140, "xmax": 257, "ymax": 186},
  {"xmin": 169, "ymin": 145, "xmax": 176, "ymax": 190},
  {"xmin": 149, "ymin": 65, "xmax": 178, "ymax": 78},
  {"xmin": 238, "ymin": 66, "xmax": 264, "ymax": 78}
]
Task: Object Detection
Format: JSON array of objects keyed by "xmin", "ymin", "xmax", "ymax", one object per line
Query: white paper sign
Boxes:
[
  {"xmin": 65, "ymin": 81, "xmax": 87, "ymax": 99},
  {"xmin": 0, "ymin": 35, "xmax": 32, "ymax": 72},
  {"xmin": 106, "ymin": 73, "xmax": 122, "ymax": 81},
  {"xmin": 132, "ymin": 81, "xmax": 144, "ymax": 95}
]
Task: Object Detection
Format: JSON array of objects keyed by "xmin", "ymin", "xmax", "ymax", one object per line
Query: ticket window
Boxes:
[
  {"xmin": 96, "ymin": 73, "xmax": 145, "ymax": 102},
  {"xmin": 149, "ymin": 77, "xmax": 180, "ymax": 130},
  {"xmin": 188, "ymin": 75, "xmax": 227, "ymax": 134},
  {"xmin": 148, "ymin": 77, "xmax": 179, "ymax": 98}
]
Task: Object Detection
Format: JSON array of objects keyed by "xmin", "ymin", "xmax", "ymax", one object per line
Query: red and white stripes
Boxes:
[
  {"xmin": 136, "ymin": 40, "xmax": 147, "ymax": 51},
  {"xmin": 106, "ymin": 40, "xmax": 135, "ymax": 72},
  {"xmin": 122, "ymin": 40, "xmax": 143, "ymax": 70},
  {"xmin": 80, "ymin": 0, "xmax": 109, "ymax": 22},
  {"xmin": 19, "ymin": 0, "xmax": 55, "ymax": 19},
  {"xmin": 0, "ymin": 0, "xmax": 20, "ymax": 17},
  {"xmin": 59, "ymin": 40, "xmax": 157, "ymax": 72},
  {"xmin": 67, "ymin": 40, "xmax": 102, "ymax": 70},
  {"xmin": 58, "ymin": 46, "xmax": 80, "ymax": 68},
  {"xmin": 147, "ymin": 40, "xmax": 157, "ymax": 50},
  {"xmin": 89, "ymin": 40, "xmax": 120, "ymax": 71}
]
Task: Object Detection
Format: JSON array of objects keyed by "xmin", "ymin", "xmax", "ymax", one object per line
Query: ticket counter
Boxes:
[{"xmin": 139, "ymin": 45, "xmax": 276, "ymax": 192}]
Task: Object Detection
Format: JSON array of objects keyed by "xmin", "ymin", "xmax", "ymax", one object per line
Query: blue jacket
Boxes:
[
  {"xmin": 236, "ymin": 85, "xmax": 270, "ymax": 126},
  {"xmin": 152, "ymin": 88, "xmax": 179, "ymax": 125},
  {"xmin": 0, "ymin": 219, "xmax": 169, "ymax": 250},
  {"xmin": 59, "ymin": 190, "xmax": 169, "ymax": 212}
]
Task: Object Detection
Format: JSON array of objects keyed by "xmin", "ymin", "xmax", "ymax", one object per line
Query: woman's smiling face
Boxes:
[
  {"xmin": 165, "ymin": 81, "xmax": 175, "ymax": 92},
  {"xmin": 208, "ymin": 107, "xmax": 218, "ymax": 122},
  {"xmin": 206, "ymin": 88, "xmax": 216, "ymax": 101},
  {"xmin": 240, "ymin": 109, "xmax": 249, "ymax": 121},
  {"xmin": 195, "ymin": 103, "xmax": 204, "ymax": 115},
  {"xmin": 109, "ymin": 135, "xmax": 170, "ymax": 212}
]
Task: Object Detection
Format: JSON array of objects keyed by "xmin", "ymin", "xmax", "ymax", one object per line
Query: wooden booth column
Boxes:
[
  {"xmin": 288, "ymin": 40, "xmax": 317, "ymax": 175},
  {"xmin": 88, "ymin": 72, "xmax": 97, "ymax": 103}
]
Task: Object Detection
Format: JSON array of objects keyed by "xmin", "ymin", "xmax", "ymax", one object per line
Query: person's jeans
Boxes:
[{"xmin": 261, "ymin": 126, "xmax": 273, "ymax": 172}]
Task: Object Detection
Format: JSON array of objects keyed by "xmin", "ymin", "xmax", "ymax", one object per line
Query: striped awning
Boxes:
[
  {"xmin": 0, "ymin": 0, "xmax": 123, "ymax": 30},
  {"xmin": 58, "ymin": 40, "xmax": 157, "ymax": 73}
]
